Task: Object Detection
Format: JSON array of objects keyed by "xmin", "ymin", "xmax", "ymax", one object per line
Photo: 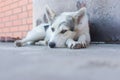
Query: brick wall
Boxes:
[{"xmin": 0, "ymin": 0, "xmax": 33, "ymax": 41}]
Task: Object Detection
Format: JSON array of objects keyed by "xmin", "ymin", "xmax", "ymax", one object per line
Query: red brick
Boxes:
[
  {"xmin": 22, "ymin": 5, "xmax": 27, "ymax": 11},
  {"xmin": 0, "ymin": 23, "xmax": 4, "ymax": 27},
  {"xmin": 10, "ymin": 15, "xmax": 18, "ymax": 20},
  {"xmin": 5, "ymin": 33, "xmax": 13, "ymax": 38},
  {"xmin": 22, "ymin": 19, "xmax": 27, "ymax": 24},
  {"xmin": 0, "ymin": 0, "xmax": 33, "ymax": 38},
  {"xmin": 0, "ymin": 7, "xmax": 2, "ymax": 12},
  {"xmin": 13, "ymin": 7, "xmax": 22, "ymax": 14},
  {"xmin": 10, "ymin": 27, "xmax": 19, "ymax": 32},
  {"xmin": 2, "ymin": 5, "xmax": 10, "ymax": 12},
  {"xmin": 0, "ymin": 28, "xmax": 2, "ymax": 31},
  {"xmin": 5, "ymin": 21, "xmax": 12, "ymax": 27},
  {"xmin": 0, "ymin": 17, "xmax": 2, "ymax": 22},
  {"xmin": 2, "ymin": 16, "xmax": 9, "ymax": 22},
  {"xmin": 0, "ymin": 12, "xmax": 4, "ymax": 17},
  {"xmin": 12, "ymin": 0, "xmax": 19, "ymax": 2},
  {"xmin": 19, "ymin": 25, "xmax": 29, "ymax": 31},
  {"xmin": 0, "ymin": 33, "xmax": 6, "ymax": 37},
  {"xmin": 3, "ymin": 28, "xmax": 9, "ymax": 33},
  {"xmin": 28, "ymin": 24, "xmax": 32, "ymax": 30},
  {"xmin": 0, "ymin": 29, "xmax": 2, "ymax": 33},
  {"xmin": 19, "ymin": 0, "xmax": 28, "ymax": 6},
  {"xmin": 5, "ymin": 10, "xmax": 12, "ymax": 16},
  {"xmin": 27, "ymin": 4, "xmax": 32, "ymax": 10},
  {"xmin": 18, "ymin": 12, "xmax": 28, "ymax": 19},
  {"xmin": 13, "ymin": 32, "xmax": 22, "ymax": 38},
  {"xmin": 27, "ymin": 17, "xmax": 32, "ymax": 24},
  {"xmin": 28, "ymin": 0, "xmax": 32, "ymax": 3},
  {"xmin": 4, "ymin": 0, "xmax": 13, "ymax": 6},
  {"xmin": 22, "ymin": 31, "xmax": 27, "ymax": 37},
  {"xmin": 28, "ymin": 10, "xmax": 32, "ymax": 17},
  {"xmin": 13, "ymin": 20, "xmax": 22, "ymax": 26},
  {"xmin": 10, "ymin": 2, "xmax": 19, "ymax": 9},
  {"xmin": 0, "ymin": 2, "xmax": 5, "ymax": 7}
]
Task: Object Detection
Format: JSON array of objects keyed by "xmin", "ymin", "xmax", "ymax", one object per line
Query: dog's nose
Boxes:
[{"xmin": 49, "ymin": 42, "xmax": 56, "ymax": 48}]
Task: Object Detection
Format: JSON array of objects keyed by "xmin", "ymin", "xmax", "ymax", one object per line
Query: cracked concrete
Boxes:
[{"xmin": 0, "ymin": 43, "xmax": 120, "ymax": 80}]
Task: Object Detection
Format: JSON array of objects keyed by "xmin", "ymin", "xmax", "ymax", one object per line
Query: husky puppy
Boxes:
[{"xmin": 15, "ymin": 6, "xmax": 90, "ymax": 49}]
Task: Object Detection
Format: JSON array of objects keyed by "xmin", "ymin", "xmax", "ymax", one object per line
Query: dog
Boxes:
[{"xmin": 15, "ymin": 6, "xmax": 91, "ymax": 49}]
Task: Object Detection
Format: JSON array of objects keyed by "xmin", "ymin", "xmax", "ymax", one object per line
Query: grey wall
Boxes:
[
  {"xmin": 33, "ymin": 0, "xmax": 120, "ymax": 43},
  {"xmin": 85, "ymin": 0, "xmax": 120, "ymax": 42},
  {"xmin": 33, "ymin": 0, "xmax": 77, "ymax": 27}
]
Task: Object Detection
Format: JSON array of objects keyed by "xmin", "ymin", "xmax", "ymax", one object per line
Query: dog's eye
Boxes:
[
  {"xmin": 51, "ymin": 28, "xmax": 55, "ymax": 32},
  {"xmin": 60, "ymin": 30, "xmax": 67, "ymax": 34}
]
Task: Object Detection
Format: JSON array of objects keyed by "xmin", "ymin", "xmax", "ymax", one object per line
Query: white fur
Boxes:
[
  {"xmin": 15, "ymin": 7, "xmax": 90, "ymax": 49},
  {"xmin": 14, "ymin": 24, "xmax": 47, "ymax": 47},
  {"xmin": 47, "ymin": 7, "xmax": 91, "ymax": 48}
]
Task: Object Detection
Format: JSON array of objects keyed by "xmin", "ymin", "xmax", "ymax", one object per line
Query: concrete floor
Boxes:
[{"xmin": 0, "ymin": 43, "xmax": 120, "ymax": 80}]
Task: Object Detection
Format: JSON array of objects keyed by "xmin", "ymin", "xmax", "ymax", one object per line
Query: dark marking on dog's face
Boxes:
[
  {"xmin": 44, "ymin": 25, "xmax": 49, "ymax": 31},
  {"xmin": 51, "ymin": 27, "xmax": 55, "ymax": 32},
  {"xmin": 57, "ymin": 17, "xmax": 74, "ymax": 31},
  {"xmin": 50, "ymin": 15, "xmax": 75, "ymax": 32},
  {"xmin": 66, "ymin": 17, "xmax": 75, "ymax": 31}
]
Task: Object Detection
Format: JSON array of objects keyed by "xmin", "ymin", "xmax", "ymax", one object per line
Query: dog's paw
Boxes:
[
  {"xmin": 14, "ymin": 40, "xmax": 22, "ymax": 47},
  {"xmin": 66, "ymin": 39, "xmax": 89, "ymax": 49},
  {"xmin": 69, "ymin": 41, "xmax": 87, "ymax": 49}
]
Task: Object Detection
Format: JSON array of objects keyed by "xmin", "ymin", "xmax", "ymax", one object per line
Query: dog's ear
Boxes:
[
  {"xmin": 45, "ymin": 5, "xmax": 56, "ymax": 23},
  {"xmin": 43, "ymin": 14, "xmax": 48, "ymax": 23},
  {"xmin": 73, "ymin": 7, "xmax": 86, "ymax": 24},
  {"xmin": 76, "ymin": 1, "xmax": 86, "ymax": 10},
  {"xmin": 36, "ymin": 19, "xmax": 42, "ymax": 26},
  {"xmin": 67, "ymin": 17, "xmax": 75, "ymax": 31}
]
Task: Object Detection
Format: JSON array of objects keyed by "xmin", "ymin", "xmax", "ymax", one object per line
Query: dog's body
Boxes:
[{"xmin": 15, "ymin": 6, "xmax": 90, "ymax": 49}]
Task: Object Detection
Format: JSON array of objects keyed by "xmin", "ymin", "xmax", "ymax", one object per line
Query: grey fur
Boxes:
[
  {"xmin": 36, "ymin": 19, "xmax": 42, "ymax": 26},
  {"xmin": 58, "ymin": 16, "xmax": 75, "ymax": 31},
  {"xmin": 67, "ymin": 16, "xmax": 75, "ymax": 31},
  {"xmin": 44, "ymin": 25, "xmax": 49, "ymax": 31}
]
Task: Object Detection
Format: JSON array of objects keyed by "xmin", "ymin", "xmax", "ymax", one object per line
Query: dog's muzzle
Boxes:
[{"xmin": 49, "ymin": 42, "xmax": 56, "ymax": 48}]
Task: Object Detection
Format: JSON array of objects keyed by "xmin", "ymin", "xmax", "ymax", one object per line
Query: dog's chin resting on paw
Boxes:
[{"xmin": 14, "ymin": 6, "xmax": 91, "ymax": 49}]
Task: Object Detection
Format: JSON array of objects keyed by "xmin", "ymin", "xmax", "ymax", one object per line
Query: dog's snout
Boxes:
[{"xmin": 49, "ymin": 42, "xmax": 56, "ymax": 48}]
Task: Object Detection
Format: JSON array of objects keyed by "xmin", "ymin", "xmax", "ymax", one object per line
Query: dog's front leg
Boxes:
[
  {"xmin": 66, "ymin": 38, "xmax": 85, "ymax": 49},
  {"xmin": 77, "ymin": 34, "xmax": 88, "ymax": 48},
  {"xmin": 66, "ymin": 39, "xmax": 80, "ymax": 49},
  {"xmin": 66, "ymin": 34, "xmax": 90, "ymax": 49}
]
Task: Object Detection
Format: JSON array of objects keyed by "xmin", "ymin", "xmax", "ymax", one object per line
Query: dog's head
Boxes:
[{"xmin": 45, "ymin": 6, "xmax": 87, "ymax": 48}]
